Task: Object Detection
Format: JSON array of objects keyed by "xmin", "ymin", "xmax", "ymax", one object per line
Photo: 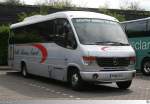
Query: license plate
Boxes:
[{"xmin": 110, "ymin": 74, "xmax": 123, "ymax": 79}]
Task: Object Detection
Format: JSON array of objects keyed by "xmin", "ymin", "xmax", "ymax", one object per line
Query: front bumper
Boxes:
[{"xmin": 80, "ymin": 70, "xmax": 136, "ymax": 82}]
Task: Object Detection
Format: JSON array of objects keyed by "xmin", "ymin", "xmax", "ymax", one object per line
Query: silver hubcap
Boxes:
[
  {"xmin": 71, "ymin": 73, "xmax": 79, "ymax": 86},
  {"xmin": 144, "ymin": 62, "xmax": 150, "ymax": 73}
]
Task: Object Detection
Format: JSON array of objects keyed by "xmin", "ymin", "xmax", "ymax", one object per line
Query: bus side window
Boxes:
[
  {"xmin": 148, "ymin": 20, "xmax": 150, "ymax": 33},
  {"xmin": 49, "ymin": 20, "xmax": 56, "ymax": 42},
  {"xmin": 55, "ymin": 18, "xmax": 77, "ymax": 49},
  {"xmin": 126, "ymin": 20, "xmax": 147, "ymax": 37},
  {"xmin": 65, "ymin": 23, "xmax": 77, "ymax": 49},
  {"xmin": 55, "ymin": 18, "xmax": 68, "ymax": 47}
]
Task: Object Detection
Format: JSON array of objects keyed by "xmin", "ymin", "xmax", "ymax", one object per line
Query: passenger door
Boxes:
[{"xmin": 50, "ymin": 18, "xmax": 69, "ymax": 80}]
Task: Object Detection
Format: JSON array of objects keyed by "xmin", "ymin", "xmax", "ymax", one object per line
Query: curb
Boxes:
[{"xmin": 0, "ymin": 66, "xmax": 11, "ymax": 70}]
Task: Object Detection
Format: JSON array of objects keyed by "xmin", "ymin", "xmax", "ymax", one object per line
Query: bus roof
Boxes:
[
  {"xmin": 10, "ymin": 11, "xmax": 118, "ymax": 29},
  {"xmin": 121, "ymin": 17, "xmax": 150, "ymax": 24}
]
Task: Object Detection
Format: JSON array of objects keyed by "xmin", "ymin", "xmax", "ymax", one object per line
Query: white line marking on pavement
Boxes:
[
  {"xmin": 23, "ymin": 82, "xmax": 79, "ymax": 99},
  {"xmin": 51, "ymin": 90, "xmax": 55, "ymax": 92},
  {"xmin": 56, "ymin": 92, "xmax": 61, "ymax": 94},
  {"xmin": 45, "ymin": 88, "xmax": 50, "ymax": 91},
  {"xmin": 75, "ymin": 98, "xmax": 81, "ymax": 100},
  {"xmin": 62, "ymin": 93, "xmax": 68, "ymax": 96},
  {"xmin": 69, "ymin": 95, "xmax": 74, "ymax": 98},
  {"xmin": 41, "ymin": 86, "xmax": 46, "ymax": 89}
]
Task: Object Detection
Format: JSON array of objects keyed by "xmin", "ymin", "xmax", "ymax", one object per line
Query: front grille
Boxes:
[{"xmin": 96, "ymin": 57, "xmax": 130, "ymax": 67}]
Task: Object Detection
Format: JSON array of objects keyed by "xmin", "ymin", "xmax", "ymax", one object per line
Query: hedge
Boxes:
[{"xmin": 0, "ymin": 25, "xmax": 9, "ymax": 65}]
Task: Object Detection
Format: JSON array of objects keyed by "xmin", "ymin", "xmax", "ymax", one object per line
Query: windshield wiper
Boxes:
[{"xmin": 95, "ymin": 41, "xmax": 129, "ymax": 46}]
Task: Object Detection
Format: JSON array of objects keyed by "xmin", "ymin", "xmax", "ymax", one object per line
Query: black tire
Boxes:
[
  {"xmin": 116, "ymin": 80, "xmax": 132, "ymax": 89},
  {"xmin": 141, "ymin": 59, "xmax": 150, "ymax": 75},
  {"xmin": 21, "ymin": 63, "xmax": 29, "ymax": 78},
  {"xmin": 68, "ymin": 70, "xmax": 84, "ymax": 90}
]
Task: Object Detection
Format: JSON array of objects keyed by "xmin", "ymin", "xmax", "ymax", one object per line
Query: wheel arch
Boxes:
[
  {"xmin": 141, "ymin": 56, "xmax": 150, "ymax": 68},
  {"xmin": 66, "ymin": 64, "xmax": 81, "ymax": 82},
  {"xmin": 20, "ymin": 60, "xmax": 27, "ymax": 71},
  {"xmin": 141, "ymin": 56, "xmax": 150, "ymax": 75}
]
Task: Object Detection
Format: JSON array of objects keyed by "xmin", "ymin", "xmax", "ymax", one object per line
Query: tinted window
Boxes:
[
  {"xmin": 12, "ymin": 18, "xmax": 77, "ymax": 49},
  {"xmin": 55, "ymin": 18, "xmax": 77, "ymax": 49},
  {"xmin": 148, "ymin": 20, "xmax": 150, "ymax": 32},
  {"xmin": 126, "ymin": 20, "xmax": 147, "ymax": 37},
  {"xmin": 12, "ymin": 20, "xmax": 56, "ymax": 44}
]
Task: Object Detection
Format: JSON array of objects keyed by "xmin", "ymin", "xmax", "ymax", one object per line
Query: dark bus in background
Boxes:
[{"xmin": 121, "ymin": 17, "xmax": 150, "ymax": 75}]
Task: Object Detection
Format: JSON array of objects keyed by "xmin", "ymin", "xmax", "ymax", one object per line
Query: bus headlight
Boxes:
[{"xmin": 82, "ymin": 56, "xmax": 96, "ymax": 65}]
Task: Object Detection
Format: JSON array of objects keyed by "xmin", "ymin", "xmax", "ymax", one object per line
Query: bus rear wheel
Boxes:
[
  {"xmin": 21, "ymin": 63, "xmax": 29, "ymax": 78},
  {"xmin": 141, "ymin": 59, "xmax": 150, "ymax": 75},
  {"xmin": 116, "ymin": 80, "xmax": 132, "ymax": 89}
]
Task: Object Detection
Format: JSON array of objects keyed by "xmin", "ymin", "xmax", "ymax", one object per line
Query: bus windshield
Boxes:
[{"xmin": 72, "ymin": 18, "xmax": 129, "ymax": 45}]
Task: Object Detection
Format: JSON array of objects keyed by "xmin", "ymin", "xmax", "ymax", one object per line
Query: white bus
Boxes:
[{"xmin": 8, "ymin": 11, "xmax": 136, "ymax": 90}]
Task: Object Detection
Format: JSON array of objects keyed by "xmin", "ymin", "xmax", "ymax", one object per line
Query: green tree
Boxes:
[
  {"xmin": 0, "ymin": 25, "xmax": 9, "ymax": 65},
  {"xmin": 119, "ymin": 0, "xmax": 145, "ymax": 11},
  {"xmin": 18, "ymin": 12, "xmax": 43, "ymax": 22},
  {"xmin": 43, "ymin": 0, "xmax": 76, "ymax": 8},
  {"xmin": 99, "ymin": 1, "xmax": 125, "ymax": 22},
  {"xmin": 99, "ymin": 8, "xmax": 125, "ymax": 22},
  {"xmin": 18, "ymin": 0, "xmax": 77, "ymax": 21},
  {"xmin": 3, "ymin": 0, "xmax": 24, "ymax": 5},
  {"xmin": 18, "ymin": 5, "xmax": 50, "ymax": 21}
]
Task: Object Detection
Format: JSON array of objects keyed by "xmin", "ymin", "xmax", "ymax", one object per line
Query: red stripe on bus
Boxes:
[
  {"xmin": 33, "ymin": 44, "xmax": 48, "ymax": 63},
  {"xmin": 101, "ymin": 47, "xmax": 109, "ymax": 51}
]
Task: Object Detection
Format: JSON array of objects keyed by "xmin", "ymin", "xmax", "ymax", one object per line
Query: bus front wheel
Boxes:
[
  {"xmin": 69, "ymin": 70, "xmax": 84, "ymax": 90},
  {"xmin": 116, "ymin": 80, "xmax": 132, "ymax": 89},
  {"xmin": 141, "ymin": 59, "xmax": 150, "ymax": 75}
]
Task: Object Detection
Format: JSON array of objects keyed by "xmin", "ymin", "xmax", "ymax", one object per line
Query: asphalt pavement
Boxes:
[{"xmin": 0, "ymin": 68, "xmax": 149, "ymax": 100}]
